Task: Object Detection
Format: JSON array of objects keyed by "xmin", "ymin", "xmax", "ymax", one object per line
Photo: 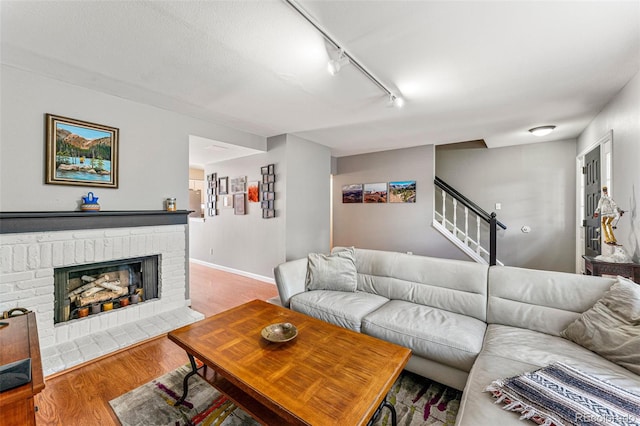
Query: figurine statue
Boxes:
[{"xmin": 593, "ymin": 186, "xmax": 624, "ymax": 246}]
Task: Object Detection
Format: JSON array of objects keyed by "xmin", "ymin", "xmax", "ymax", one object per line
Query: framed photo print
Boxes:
[
  {"xmin": 262, "ymin": 209, "xmax": 275, "ymax": 219},
  {"xmin": 389, "ymin": 181, "xmax": 417, "ymax": 203},
  {"xmin": 234, "ymin": 193, "xmax": 245, "ymax": 215},
  {"xmin": 261, "ymin": 166, "xmax": 269, "ymax": 175},
  {"xmin": 268, "ymin": 164, "xmax": 274, "ymax": 175},
  {"xmin": 218, "ymin": 177, "xmax": 228, "ymax": 195},
  {"xmin": 45, "ymin": 114, "xmax": 119, "ymax": 188}
]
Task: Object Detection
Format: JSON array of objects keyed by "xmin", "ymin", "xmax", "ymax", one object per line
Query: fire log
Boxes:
[{"xmin": 77, "ymin": 287, "xmax": 126, "ymax": 307}]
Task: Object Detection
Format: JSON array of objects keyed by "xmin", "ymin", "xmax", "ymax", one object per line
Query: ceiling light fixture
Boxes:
[
  {"xmin": 528, "ymin": 125, "xmax": 556, "ymax": 137},
  {"xmin": 327, "ymin": 50, "xmax": 349, "ymax": 76},
  {"xmin": 284, "ymin": 0, "xmax": 404, "ymax": 107}
]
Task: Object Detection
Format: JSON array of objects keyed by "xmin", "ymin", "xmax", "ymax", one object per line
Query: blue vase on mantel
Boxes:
[{"xmin": 80, "ymin": 192, "xmax": 100, "ymax": 212}]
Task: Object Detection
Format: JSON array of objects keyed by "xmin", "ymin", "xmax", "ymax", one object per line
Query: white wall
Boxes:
[
  {"xmin": 437, "ymin": 139, "xmax": 578, "ymax": 272},
  {"xmin": 0, "ymin": 65, "xmax": 265, "ymax": 212},
  {"xmin": 578, "ymin": 70, "xmax": 640, "ymax": 262},
  {"xmin": 333, "ymin": 145, "xmax": 468, "ymax": 260},
  {"xmin": 189, "ymin": 134, "xmax": 331, "ymax": 278}
]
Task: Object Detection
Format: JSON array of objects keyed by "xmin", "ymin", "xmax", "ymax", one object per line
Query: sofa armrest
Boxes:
[{"xmin": 274, "ymin": 258, "xmax": 308, "ymax": 308}]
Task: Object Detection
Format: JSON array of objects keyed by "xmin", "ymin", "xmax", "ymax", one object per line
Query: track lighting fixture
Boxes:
[
  {"xmin": 327, "ymin": 51, "xmax": 349, "ymax": 76},
  {"xmin": 390, "ymin": 94, "xmax": 405, "ymax": 108},
  {"xmin": 284, "ymin": 0, "xmax": 404, "ymax": 108},
  {"xmin": 528, "ymin": 125, "xmax": 556, "ymax": 136}
]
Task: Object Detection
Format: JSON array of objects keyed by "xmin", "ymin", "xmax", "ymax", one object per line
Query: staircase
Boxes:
[{"xmin": 433, "ymin": 177, "xmax": 506, "ymax": 265}]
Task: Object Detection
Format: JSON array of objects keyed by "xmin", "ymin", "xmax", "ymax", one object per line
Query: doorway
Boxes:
[{"xmin": 576, "ymin": 130, "xmax": 612, "ymax": 272}]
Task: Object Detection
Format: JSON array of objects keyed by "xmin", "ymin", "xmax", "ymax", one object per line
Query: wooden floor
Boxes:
[{"xmin": 35, "ymin": 262, "xmax": 279, "ymax": 425}]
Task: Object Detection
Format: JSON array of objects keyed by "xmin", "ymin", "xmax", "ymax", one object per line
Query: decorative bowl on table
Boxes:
[{"xmin": 261, "ymin": 322, "xmax": 298, "ymax": 343}]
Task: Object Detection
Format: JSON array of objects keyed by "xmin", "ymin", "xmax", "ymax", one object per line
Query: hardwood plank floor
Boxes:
[{"xmin": 34, "ymin": 262, "xmax": 279, "ymax": 425}]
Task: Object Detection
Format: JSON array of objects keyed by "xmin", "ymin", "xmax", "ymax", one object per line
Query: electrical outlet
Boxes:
[{"xmin": 495, "ymin": 203, "xmax": 501, "ymax": 210}]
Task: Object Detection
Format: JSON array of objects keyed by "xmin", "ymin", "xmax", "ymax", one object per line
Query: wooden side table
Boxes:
[
  {"xmin": 0, "ymin": 312, "xmax": 45, "ymax": 426},
  {"xmin": 582, "ymin": 255, "xmax": 640, "ymax": 284}
]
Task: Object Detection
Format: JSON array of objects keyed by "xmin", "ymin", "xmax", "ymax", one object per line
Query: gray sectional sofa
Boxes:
[{"xmin": 273, "ymin": 247, "xmax": 640, "ymax": 425}]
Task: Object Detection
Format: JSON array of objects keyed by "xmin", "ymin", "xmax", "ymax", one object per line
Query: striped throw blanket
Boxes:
[{"xmin": 486, "ymin": 363, "xmax": 640, "ymax": 426}]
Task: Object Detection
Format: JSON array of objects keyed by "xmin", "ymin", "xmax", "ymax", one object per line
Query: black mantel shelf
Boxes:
[{"xmin": 0, "ymin": 210, "xmax": 191, "ymax": 234}]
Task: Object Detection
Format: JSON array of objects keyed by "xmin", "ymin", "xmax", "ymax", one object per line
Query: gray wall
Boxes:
[
  {"xmin": 190, "ymin": 134, "xmax": 331, "ymax": 278},
  {"xmin": 0, "ymin": 65, "xmax": 265, "ymax": 211},
  {"xmin": 333, "ymin": 145, "xmax": 468, "ymax": 261},
  {"xmin": 578, "ymin": 69, "xmax": 640, "ymax": 262},
  {"xmin": 284, "ymin": 134, "xmax": 331, "ymax": 260},
  {"xmin": 436, "ymin": 139, "xmax": 577, "ymax": 272}
]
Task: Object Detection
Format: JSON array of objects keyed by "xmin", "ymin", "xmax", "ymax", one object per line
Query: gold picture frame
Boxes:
[{"xmin": 46, "ymin": 114, "xmax": 119, "ymax": 188}]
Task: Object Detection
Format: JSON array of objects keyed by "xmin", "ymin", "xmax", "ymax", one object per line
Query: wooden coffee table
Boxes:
[{"xmin": 168, "ymin": 299, "xmax": 411, "ymax": 425}]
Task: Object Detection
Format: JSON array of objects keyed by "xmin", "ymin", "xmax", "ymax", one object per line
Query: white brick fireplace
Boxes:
[{"xmin": 0, "ymin": 211, "xmax": 204, "ymax": 376}]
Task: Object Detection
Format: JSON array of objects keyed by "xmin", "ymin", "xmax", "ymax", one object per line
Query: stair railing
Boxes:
[{"xmin": 434, "ymin": 177, "xmax": 506, "ymax": 266}]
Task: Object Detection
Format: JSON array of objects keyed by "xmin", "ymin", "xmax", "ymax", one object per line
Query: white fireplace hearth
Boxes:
[{"xmin": 0, "ymin": 211, "xmax": 204, "ymax": 376}]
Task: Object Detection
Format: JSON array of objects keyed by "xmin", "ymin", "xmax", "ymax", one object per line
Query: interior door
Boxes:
[{"xmin": 584, "ymin": 146, "xmax": 601, "ymax": 257}]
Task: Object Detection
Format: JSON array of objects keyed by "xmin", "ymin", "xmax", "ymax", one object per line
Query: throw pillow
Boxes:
[
  {"xmin": 561, "ymin": 276, "xmax": 640, "ymax": 374},
  {"xmin": 305, "ymin": 247, "xmax": 357, "ymax": 292}
]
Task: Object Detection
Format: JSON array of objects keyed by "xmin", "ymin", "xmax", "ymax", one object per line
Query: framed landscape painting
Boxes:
[
  {"xmin": 389, "ymin": 181, "xmax": 416, "ymax": 203},
  {"xmin": 342, "ymin": 184, "xmax": 363, "ymax": 203},
  {"xmin": 363, "ymin": 183, "xmax": 388, "ymax": 203},
  {"xmin": 46, "ymin": 114, "xmax": 119, "ymax": 188}
]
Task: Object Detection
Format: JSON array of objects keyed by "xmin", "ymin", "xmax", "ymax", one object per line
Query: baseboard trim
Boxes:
[{"xmin": 189, "ymin": 258, "xmax": 276, "ymax": 285}]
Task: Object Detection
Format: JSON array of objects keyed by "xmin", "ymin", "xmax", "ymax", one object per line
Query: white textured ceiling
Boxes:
[{"xmin": 2, "ymin": 0, "xmax": 639, "ymax": 161}]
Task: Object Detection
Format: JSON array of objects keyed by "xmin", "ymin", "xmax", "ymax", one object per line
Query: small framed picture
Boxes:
[
  {"xmin": 262, "ymin": 209, "xmax": 275, "ymax": 219},
  {"xmin": 263, "ymin": 192, "xmax": 274, "ymax": 201},
  {"xmin": 267, "ymin": 174, "xmax": 275, "ymax": 183},
  {"xmin": 208, "ymin": 201, "xmax": 214, "ymax": 208},
  {"xmin": 234, "ymin": 193, "xmax": 245, "ymax": 215},
  {"xmin": 268, "ymin": 182, "xmax": 274, "ymax": 192},
  {"xmin": 261, "ymin": 166, "xmax": 269, "ymax": 175},
  {"xmin": 209, "ymin": 209, "xmax": 217, "ymax": 216},
  {"xmin": 268, "ymin": 164, "xmax": 274, "ymax": 175},
  {"xmin": 218, "ymin": 177, "xmax": 228, "ymax": 195},
  {"xmin": 209, "ymin": 180, "xmax": 216, "ymax": 188},
  {"xmin": 260, "ymin": 183, "xmax": 268, "ymax": 192}
]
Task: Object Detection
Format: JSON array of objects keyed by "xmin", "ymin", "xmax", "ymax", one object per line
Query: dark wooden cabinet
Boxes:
[
  {"xmin": 583, "ymin": 255, "xmax": 640, "ymax": 284},
  {"xmin": 0, "ymin": 312, "xmax": 45, "ymax": 426}
]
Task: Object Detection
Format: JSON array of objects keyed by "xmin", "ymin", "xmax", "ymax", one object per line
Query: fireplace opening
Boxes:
[{"xmin": 54, "ymin": 255, "xmax": 159, "ymax": 324}]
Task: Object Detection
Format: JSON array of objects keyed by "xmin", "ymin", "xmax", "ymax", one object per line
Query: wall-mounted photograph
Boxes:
[
  {"xmin": 230, "ymin": 176, "xmax": 246, "ymax": 193},
  {"xmin": 247, "ymin": 181, "xmax": 259, "ymax": 202},
  {"xmin": 218, "ymin": 177, "xmax": 228, "ymax": 195},
  {"xmin": 222, "ymin": 194, "xmax": 233, "ymax": 208},
  {"xmin": 263, "ymin": 209, "xmax": 275, "ymax": 219},
  {"xmin": 45, "ymin": 114, "xmax": 119, "ymax": 188},
  {"xmin": 234, "ymin": 193, "xmax": 245, "ymax": 215},
  {"xmin": 363, "ymin": 183, "xmax": 388, "ymax": 203},
  {"xmin": 389, "ymin": 181, "xmax": 417, "ymax": 203},
  {"xmin": 342, "ymin": 184, "xmax": 363, "ymax": 203}
]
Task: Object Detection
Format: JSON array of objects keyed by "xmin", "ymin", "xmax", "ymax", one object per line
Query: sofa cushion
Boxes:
[
  {"xmin": 348, "ymin": 248, "xmax": 489, "ymax": 322},
  {"xmin": 561, "ymin": 276, "xmax": 640, "ymax": 374},
  {"xmin": 456, "ymin": 324, "xmax": 640, "ymax": 426},
  {"xmin": 362, "ymin": 300, "xmax": 486, "ymax": 372},
  {"xmin": 290, "ymin": 290, "xmax": 388, "ymax": 332},
  {"xmin": 487, "ymin": 266, "xmax": 615, "ymax": 336},
  {"xmin": 305, "ymin": 247, "xmax": 357, "ymax": 292}
]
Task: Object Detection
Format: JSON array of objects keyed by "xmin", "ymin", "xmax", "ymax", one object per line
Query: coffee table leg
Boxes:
[
  {"xmin": 367, "ymin": 398, "xmax": 397, "ymax": 426},
  {"xmin": 175, "ymin": 354, "xmax": 198, "ymax": 406}
]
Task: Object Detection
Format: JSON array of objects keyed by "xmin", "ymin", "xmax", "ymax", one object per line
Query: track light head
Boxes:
[
  {"xmin": 390, "ymin": 94, "xmax": 405, "ymax": 108},
  {"xmin": 327, "ymin": 51, "xmax": 349, "ymax": 76}
]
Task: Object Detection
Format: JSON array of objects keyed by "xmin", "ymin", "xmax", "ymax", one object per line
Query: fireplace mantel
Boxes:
[{"xmin": 0, "ymin": 210, "xmax": 190, "ymax": 234}]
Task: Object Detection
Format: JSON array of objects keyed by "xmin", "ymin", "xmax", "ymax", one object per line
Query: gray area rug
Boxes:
[{"xmin": 110, "ymin": 364, "xmax": 461, "ymax": 425}]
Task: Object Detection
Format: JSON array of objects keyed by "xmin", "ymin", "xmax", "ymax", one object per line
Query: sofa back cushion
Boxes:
[
  {"xmin": 487, "ymin": 266, "xmax": 616, "ymax": 336},
  {"xmin": 337, "ymin": 247, "xmax": 489, "ymax": 322}
]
